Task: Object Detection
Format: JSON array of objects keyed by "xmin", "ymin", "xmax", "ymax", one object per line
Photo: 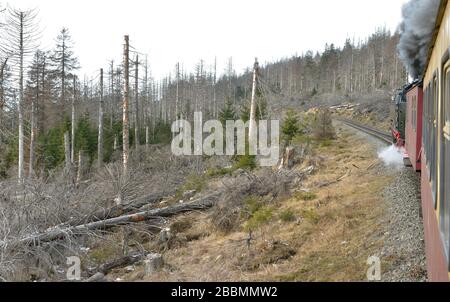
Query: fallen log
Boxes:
[
  {"xmin": 317, "ymin": 170, "xmax": 350, "ymax": 188},
  {"xmin": 97, "ymin": 251, "xmax": 145, "ymax": 275},
  {"xmin": 70, "ymin": 192, "xmax": 167, "ymax": 226},
  {"xmin": 9, "ymin": 192, "xmax": 222, "ymax": 248},
  {"xmin": 84, "ymin": 272, "xmax": 106, "ymax": 282}
]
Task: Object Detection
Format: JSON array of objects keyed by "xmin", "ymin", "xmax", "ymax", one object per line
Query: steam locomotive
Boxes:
[
  {"xmin": 391, "ymin": 0, "xmax": 450, "ymax": 281},
  {"xmin": 391, "ymin": 80, "xmax": 422, "ymax": 151}
]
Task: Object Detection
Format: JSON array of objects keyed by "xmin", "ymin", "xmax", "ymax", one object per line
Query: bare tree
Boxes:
[
  {"xmin": 71, "ymin": 76, "xmax": 77, "ymax": 164},
  {"xmin": 3, "ymin": 7, "xmax": 39, "ymax": 183},
  {"xmin": 175, "ymin": 62, "xmax": 179, "ymax": 120},
  {"xmin": 109, "ymin": 60, "xmax": 115, "ymax": 131},
  {"xmin": 134, "ymin": 55, "xmax": 139, "ymax": 148},
  {"xmin": 213, "ymin": 57, "xmax": 217, "ymax": 118},
  {"xmin": 122, "ymin": 35, "xmax": 130, "ymax": 174},
  {"xmin": 248, "ymin": 58, "xmax": 259, "ymax": 150},
  {"xmin": 0, "ymin": 58, "xmax": 8, "ymax": 123},
  {"xmin": 98, "ymin": 68, "xmax": 104, "ymax": 167}
]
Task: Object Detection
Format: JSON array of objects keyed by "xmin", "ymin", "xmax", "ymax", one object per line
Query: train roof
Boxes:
[
  {"xmin": 405, "ymin": 79, "xmax": 423, "ymax": 92},
  {"xmin": 424, "ymin": 0, "xmax": 449, "ymax": 76},
  {"xmin": 398, "ymin": 79, "xmax": 423, "ymax": 96}
]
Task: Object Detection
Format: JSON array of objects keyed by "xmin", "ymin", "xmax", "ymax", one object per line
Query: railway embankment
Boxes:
[{"xmin": 339, "ymin": 120, "xmax": 427, "ymax": 281}]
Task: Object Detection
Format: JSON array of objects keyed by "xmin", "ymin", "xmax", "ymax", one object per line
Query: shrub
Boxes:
[
  {"xmin": 243, "ymin": 196, "xmax": 263, "ymax": 216},
  {"xmin": 206, "ymin": 166, "xmax": 234, "ymax": 177},
  {"xmin": 245, "ymin": 206, "xmax": 274, "ymax": 231},
  {"xmin": 301, "ymin": 208, "xmax": 320, "ymax": 224},
  {"xmin": 279, "ymin": 210, "xmax": 296, "ymax": 222},
  {"xmin": 294, "ymin": 191, "xmax": 318, "ymax": 201},
  {"xmin": 311, "ymin": 107, "xmax": 335, "ymax": 140},
  {"xmin": 233, "ymin": 154, "xmax": 256, "ymax": 170}
]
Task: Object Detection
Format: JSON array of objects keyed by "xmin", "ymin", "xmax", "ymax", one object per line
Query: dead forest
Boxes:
[{"xmin": 0, "ymin": 3, "xmax": 408, "ymax": 282}]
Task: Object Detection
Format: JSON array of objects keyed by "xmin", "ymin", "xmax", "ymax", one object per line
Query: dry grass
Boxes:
[
  {"xmin": 0, "ymin": 123, "xmax": 392, "ymax": 282},
  {"xmin": 109, "ymin": 124, "xmax": 392, "ymax": 282}
]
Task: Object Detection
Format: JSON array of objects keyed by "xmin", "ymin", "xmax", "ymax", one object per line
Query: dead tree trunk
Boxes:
[
  {"xmin": 113, "ymin": 135, "xmax": 118, "ymax": 151},
  {"xmin": 175, "ymin": 62, "xmax": 179, "ymax": 119},
  {"xmin": 109, "ymin": 60, "xmax": 114, "ymax": 131},
  {"xmin": 10, "ymin": 192, "xmax": 221, "ymax": 247},
  {"xmin": 98, "ymin": 68, "xmax": 104, "ymax": 167},
  {"xmin": 145, "ymin": 126, "xmax": 149, "ymax": 149},
  {"xmin": 0, "ymin": 59, "xmax": 8, "ymax": 125},
  {"xmin": 248, "ymin": 58, "xmax": 259, "ymax": 154},
  {"xmin": 64, "ymin": 132, "xmax": 71, "ymax": 173},
  {"xmin": 122, "ymin": 36, "xmax": 130, "ymax": 174},
  {"xmin": 97, "ymin": 251, "xmax": 145, "ymax": 275},
  {"xmin": 213, "ymin": 57, "xmax": 217, "ymax": 118},
  {"xmin": 134, "ymin": 55, "xmax": 140, "ymax": 148},
  {"xmin": 71, "ymin": 77, "xmax": 76, "ymax": 164},
  {"xmin": 76, "ymin": 150, "xmax": 84, "ymax": 186},
  {"xmin": 18, "ymin": 12, "xmax": 25, "ymax": 184},
  {"xmin": 29, "ymin": 70, "xmax": 37, "ymax": 178},
  {"xmin": 69, "ymin": 191, "xmax": 168, "ymax": 225}
]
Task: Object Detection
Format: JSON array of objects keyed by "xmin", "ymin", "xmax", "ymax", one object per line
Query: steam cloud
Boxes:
[
  {"xmin": 378, "ymin": 145, "xmax": 404, "ymax": 168},
  {"xmin": 397, "ymin": 0, "xmax": 440, "ymax": 79}
]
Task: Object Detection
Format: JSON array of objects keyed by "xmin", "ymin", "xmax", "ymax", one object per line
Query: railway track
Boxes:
[{"xmin": 335, "ymin": 118, "xmax": 393, "ymax": 144}]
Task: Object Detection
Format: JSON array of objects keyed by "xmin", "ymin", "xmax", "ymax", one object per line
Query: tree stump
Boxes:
[
  {"xmin": 159, "ymin": 228, "xmax": 172, "ymax": 243},
  {"xmin": 144, "ymin": 253, "xmax": 164, "ymax": 276},
  {"xmin": 279, "ymin": 147, "xmax": 295, "ymax": 170}
]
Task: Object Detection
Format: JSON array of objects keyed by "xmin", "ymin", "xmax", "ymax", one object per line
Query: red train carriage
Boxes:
[
  {"xmin": 405, "ymin": 81, "xmax": 423, "ymax": 171},
  {"xmin": 419, "ymin": 0, "xmax": 450, "ymax": 282},
  {"xmin": 396, "ymin": 0, "xmax": 450, "ymax": 281}
]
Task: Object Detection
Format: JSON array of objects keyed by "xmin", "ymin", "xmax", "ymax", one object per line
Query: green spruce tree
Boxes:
[{"xmin": 281, "ymin": 110, "xmax": 302, "ymax": 145}]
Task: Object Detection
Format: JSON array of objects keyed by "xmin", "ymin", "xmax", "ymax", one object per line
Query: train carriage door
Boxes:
[{"xmin": 442, "ymin": 63, "xmax": 450, "ymax": 259}]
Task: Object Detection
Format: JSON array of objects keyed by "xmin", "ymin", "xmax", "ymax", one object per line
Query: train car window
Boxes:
[
  {"xmin": 428, "ymin": 80, "xmax": 434, "ymax": 184},
  {"xmin": 432, "ymin": 76, "xmax": 438, "ymax": 206},
  {"xmin": 428, "ymin": 82, "xmax": 432, "ymax": 171},
  {"xmin": 442, "ymin": 66, "xmax": 450, "ymax": 259},
  {"xmin": 428, "ymin": 83, "xmax": 432, "ymax": 176},
  {"xmin": 424, "ymin": 84, "xmax": 430, "ymax": 169}
]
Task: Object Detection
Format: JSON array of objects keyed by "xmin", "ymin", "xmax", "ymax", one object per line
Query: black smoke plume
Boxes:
[{"xmin": 397, "ymin": 0, "xmax": 440, "ymax": 79}]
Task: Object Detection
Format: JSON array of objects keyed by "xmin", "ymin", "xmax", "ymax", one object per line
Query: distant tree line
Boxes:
[{"xmin": 0, "ymin": 1, "xmax": 407, "ymax": 180}]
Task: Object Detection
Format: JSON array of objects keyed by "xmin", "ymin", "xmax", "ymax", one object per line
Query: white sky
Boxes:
[{"xmin": 6, "ymin": 0, "xmax": 408, "ymax": 80}]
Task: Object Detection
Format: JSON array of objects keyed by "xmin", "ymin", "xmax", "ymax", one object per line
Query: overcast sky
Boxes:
[{"xmin": 6, "ymin": 0, "xmax": 408, "ymax": 80}]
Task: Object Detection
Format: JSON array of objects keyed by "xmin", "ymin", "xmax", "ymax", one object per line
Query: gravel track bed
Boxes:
[{"xmin": 381, "ymin": 167, "xmax": 427, "ymax": 282}]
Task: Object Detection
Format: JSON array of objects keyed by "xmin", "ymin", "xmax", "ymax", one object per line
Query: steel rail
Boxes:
[{"xmin": 335, "ymin": 118, "xmax": 393, "ymax": 144}]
